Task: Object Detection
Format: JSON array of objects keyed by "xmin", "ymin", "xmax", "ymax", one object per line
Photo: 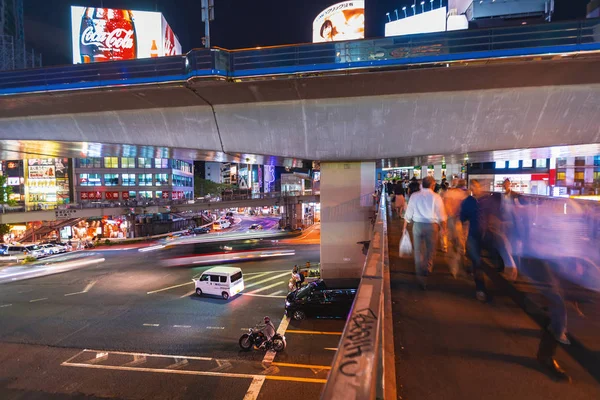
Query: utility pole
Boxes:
[{"xmin": 201, "ymin": 0, "xmax": 215, "ymax": 48}]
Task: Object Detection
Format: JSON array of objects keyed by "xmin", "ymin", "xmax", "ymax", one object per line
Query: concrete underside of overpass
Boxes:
[{"xmin": 0, "ymin": 58, "xmax": 599, "ymax": 162}]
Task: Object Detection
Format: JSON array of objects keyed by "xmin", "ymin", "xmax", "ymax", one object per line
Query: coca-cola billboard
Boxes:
[{"xmin": 71, "ymin": 6, "xmax": 182, "ymax": 64}]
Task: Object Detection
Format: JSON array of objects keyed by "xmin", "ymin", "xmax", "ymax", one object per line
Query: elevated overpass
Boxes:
[
  {"xmin": 0, "ymin": 20, "xmax": 599, "ymax": 163},
  {"xmin": 0, "ymin": 193, "xmax": 320, "ymax": 224}
]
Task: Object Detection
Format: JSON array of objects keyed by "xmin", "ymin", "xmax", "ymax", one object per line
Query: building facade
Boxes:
[
  {"xmin": 74, "ymin": 157, "xmax": 193, "ymax": 203},
  {"xmin": 0, "ymin": 0, "xmax": 42, "ymax": 71}
]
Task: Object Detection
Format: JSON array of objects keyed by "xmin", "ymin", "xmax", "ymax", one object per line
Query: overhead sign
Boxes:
[
  {"xmin": 313, "ymin": 1, "xmax": 365, "ymax": 43},
  {"xmin": 385, "ymin": 7, "xmax": 447, "ymax": 37},
  {"xmin": 71, "ymin": 6, "xmax": 182, "ymax": 64}
]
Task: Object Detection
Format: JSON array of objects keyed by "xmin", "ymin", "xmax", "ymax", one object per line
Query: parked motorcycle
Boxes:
[{"xmin": 239, "ymin": 327, "xmax": 286, "ymax": 352}]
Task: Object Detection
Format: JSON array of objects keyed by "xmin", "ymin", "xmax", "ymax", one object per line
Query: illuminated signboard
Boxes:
[
  {"xmin": 385, "ymin": 7, "xmax": 447, "ymax": 37},
  {"xmin": 71, "ymin": 6, "xmax": 182, "ymax": 64},
  {"xmin": 313, "ymin": 1, "xmax": 365, "ymax": 43},
  {"xmin": 7, "ymin": 177, "xmax": 20, "ymax": 186}
]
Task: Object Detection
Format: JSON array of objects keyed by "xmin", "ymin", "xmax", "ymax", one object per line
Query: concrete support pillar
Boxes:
[
  {"xmin": 434, "ymin": 165, "xmax": 443, "ymax": 181},
  {"xmin": 320, "ymin": 162, "xmax": 376, "ymax": 284}
]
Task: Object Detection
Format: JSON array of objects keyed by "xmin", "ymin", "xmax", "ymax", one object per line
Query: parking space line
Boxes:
[
  {"xmin": 243, "ymin": 376, "xmax": 266, "ymax": 400},
  {"xmin": 29, "ymin": 298, "xmax": 48, "ymax": 303},
  {"xmin": 245, "ymin": 272, "xmax": 290, "ymax": 288},
  {"xmin": 271, "ymin": 362, "xmax": 331, "ymax": 370},
  {"xmin": 173, "ymin": 325, "xmax": 191, "ymax": 328},
  {"xmin": 179, "ymin": 290, "xmax": 196, "ymax": 298},
  {"xmin": 285, "ymin": 330, "xmax": 343, "ymax": 335},
  {"xmin": 0, "ymin": 304, "xmax": 12, "ymax": 308},
  {"xmin": 79, "ymin": 349, "xmax": 213, "ymax": 361},
  {"xmin": 270, "ymin": 290, "xmax": 285, "ymax": 296},
  {"xmin": 147, "ymin": 282, "xmax": 193, "ymax": 294},
  {"xmin": 247, "ymin": 281, "xmax": 285, "ymax": 294},
  {"xmin": 240, "ymin": 293, "xmax": 286, "ymax": 299},
  {"xmin": 265, "ymin": 376, "xmax": 327, "ymax": 384},
  {"xmin": 206, "ymin": 326, "xmax": 225, "ymax": 330},
  {"xmin": 143, "ymin": 323, "xmax": 160, "ymax": 327}
]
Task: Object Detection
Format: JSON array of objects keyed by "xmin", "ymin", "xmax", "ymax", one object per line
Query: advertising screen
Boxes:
[
  {"xmin": 71, "ymin": 6, "xmax": 182, "ymax": 64},
  {"xmin": 385, "ymin": 7, "xmax": 447, "ymax": 37},
  {"xmin": 313, "ymin": 1, "xmax": 365, "ymax": 43}
]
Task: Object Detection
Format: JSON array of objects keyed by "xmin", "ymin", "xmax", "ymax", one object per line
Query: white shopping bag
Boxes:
[{"xmin": 399, "ymin": 230, "xmax": 413, "ymax": 257}]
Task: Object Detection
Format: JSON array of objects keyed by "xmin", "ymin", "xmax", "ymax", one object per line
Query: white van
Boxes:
[
  {"xmin": 212, "ymin": 219, "xmax": 231, "ymax": 230},
  {"xmin": 193, "ymin": 266, "xmax": 244, "ymax": 300}
]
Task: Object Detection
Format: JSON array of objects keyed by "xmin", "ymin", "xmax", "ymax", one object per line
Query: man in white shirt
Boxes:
[{"xmin": 403, "ymin": 176, "xmax": 448, "ymax": 289}]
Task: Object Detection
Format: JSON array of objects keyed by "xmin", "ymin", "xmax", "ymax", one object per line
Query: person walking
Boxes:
[
  {"xmin": 444, "ymin": 179, "xmax": 468, "ymax": 277},
  {"xmin": 459, "ymin": 180, "xmax": 488, "ymax": 302},
  {"xmin": 403, "ymin": 176, "xmax": 447, "ymax": 289}
]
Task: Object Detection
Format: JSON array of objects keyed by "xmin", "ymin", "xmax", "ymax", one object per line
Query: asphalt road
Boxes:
[{"xmin": 0, "ymin": 224, "xmax": 339, "ymax": 400}]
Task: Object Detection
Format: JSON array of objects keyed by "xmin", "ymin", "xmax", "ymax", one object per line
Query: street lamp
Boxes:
[
  {"xmin": 411, "ymin": 4, "xmax": 416, "ymax": 15},
  {"xmin": 421, "ymin": 1, "xmax": 425, "ymax": 13},
  {"xmin": 386, "ymin": 12, "xmax": 391, "ymax": 22},
  {"xmin": 402, "ymin": 6, "xmax": 407, "ymax": 17},
  {"xmin": 394, "ymin": 9, "xmax": 399, "ymax": 20}
]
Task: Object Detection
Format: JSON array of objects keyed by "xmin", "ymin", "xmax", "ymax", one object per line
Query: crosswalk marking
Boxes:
[
  {"xmin": 247, "ymin": 281, "xmax": 285, "ymax": 294},
  {"xmin": 242, "ymin": 272, "xmax": 271, "ymax": 282},
  {"xmin": 245, "ymin": 272, "xmax": 290, "ymax": 288}
]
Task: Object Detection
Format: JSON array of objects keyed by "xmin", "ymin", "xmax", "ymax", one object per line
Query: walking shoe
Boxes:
[
  {"xmin": 548, "ymin": 326, "xmax": 571, "ymax": 345},
  {"xmin": 475, "ymin": 291, "xmax": 487, "ymax": 302},
  {"xmin": 536, "ymin": 355, "xmax": 572, "ymax": 383}
]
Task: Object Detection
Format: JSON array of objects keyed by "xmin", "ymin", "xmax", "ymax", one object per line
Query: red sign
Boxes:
[
  {"xmin": 81, "ymin": 192, "xmax": 89, "ymax": 200},
  {"xmin": 105, "ymin": 191, "xmax": 119, "ymax": 200},
  {"xmin": 122, "ymin": 191, "xmax": 130, "ymax": 199},
  {"xmin": 162, "ymin": 192, "xmax": 169, "ymax": 199},
  {"xmin": 79, "ymin": 8, "xmax": 136, "ymax": 63}
]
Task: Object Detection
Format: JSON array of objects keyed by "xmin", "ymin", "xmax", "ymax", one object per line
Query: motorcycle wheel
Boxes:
[
  {"xmin": 272, "ymin": 337, "xmax": 286, "ymax": 352},
  {"xmin": 239, "ymin": 334, "xmax": 253, "ymax": 351}
]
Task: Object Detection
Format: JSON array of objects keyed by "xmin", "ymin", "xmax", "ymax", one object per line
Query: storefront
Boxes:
[{"xmin": 25, "ymin": 158, "xmax": 71, "ymax": 207}]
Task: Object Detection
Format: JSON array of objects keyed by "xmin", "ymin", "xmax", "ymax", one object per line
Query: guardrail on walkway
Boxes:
[
  {"xmin": 1, "ymin": 19, "xmax": 599, "ymax": 95},
  {"xmin": 321, "ymin": 189, "xmax": 396, "ymax": 399}
]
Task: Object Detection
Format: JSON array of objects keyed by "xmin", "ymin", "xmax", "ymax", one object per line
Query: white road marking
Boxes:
[
  {"xmin": 246, "ymin": 314, "xmax": 290, "ymax": 398},
  {"xmin": 247, "ymin": 281, "xmax": 285, "ymax": 294},
  {"xmin": 64, "ymin": 280, "xmax": 97, "ymax": 296},
  {"xmin": 243, "ymin": 270, "xmax": 286, "ymax": 276},
  {"xmin": 324, "ymin": 348, "xmax": 339, "ymax": 351},
  {"xmin": 124, "ymin": 355, "xmax": 147, "ymax": 367},
  {"xmin": 0, "ymin": 304, "xmax": 12, "ymax": 308},
  {"xmin": 173, "ymin": 325, "xmax": 192, "ymax": 328},
  {"xmin": 165, "ymin": 358, "xmax": 189, "ymax": 370},
  {"xmin": 80, "ymin": 349, "xmax": 212, "ymax": 362},
  {"xmin": 147, "ymin": 281, "xmax": 193, "ymax": 294},
  {"xmin": 240, "ymin": 293, "xmax": 287, "ymax": 299},
  {"xmin": 206, "ymin": 326, "xmax": 225, "ymax": 330},
  {"xmin": 243, "ymin": 376, "xmax": 266, "ymax": 400},
  {"xmin": 269, "ymin": 290, "xmax": 285, "ymax": 296},
  {"xmin": 143, "ymin": 323, "xmax": 160, "ymax": 327},
  {"xmin": 29, "ymin": 298, "xmax": 48, "ymax": 303},
  {"xmin": 245, "ymin": 272, "xmax": 290, "ymax": 288},
  {"xmin": 179, "ymin": 290, "xmax": 196, "ymax": 298},
  {"xmin": 242, "ymin": 272, "xmax": 271, "ymax": 282}
]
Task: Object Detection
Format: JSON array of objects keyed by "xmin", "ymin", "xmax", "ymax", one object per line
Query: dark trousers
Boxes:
[{"xmin": 466, "ymin": 236, "xmax": 486, "ymax": 292}]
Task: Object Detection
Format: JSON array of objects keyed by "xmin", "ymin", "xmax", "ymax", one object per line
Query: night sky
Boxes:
[{"xmin": 24, "ymin": 0, "xmax": 591, "ymax": 66}]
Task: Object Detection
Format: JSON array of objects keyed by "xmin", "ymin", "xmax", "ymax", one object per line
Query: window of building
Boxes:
[
  {"xmin": 594, "ymin": 156, "xmax": 600, "ymax": 167},
  {"xmin": 173, "ymin": 160, "xmax": 192, "ymax": 173},
  {"xmin": 173, "ymin": 175, "xmax": 192, "ymax": 187},
  {"xmin": 555, "ymin": 158, "xmax": 567, "ymax": 168},
  {"xmin": 508, "ymin": 160, "xmax": 519, "ymax": 169},
  {"xmin": 155, "ymin": 158, "xmax": 169, "ymax": 169},
  {"xmin": 138, "ymin": 173, "xmax": 153, "ymax": 186},
  {"xmin": 574, "ymin": 170, "xmax": 585, "ymax": 181},
  {"xmin": 155, "ymin": 173, "xmax": 169, "ymax": 186},
  {"xmin": 138, "ymin": 158, "xmax": 153, "ymax": 168},
  {"xmin": 79, "ymin": 158, "xmax": 102, "ymax": 168},
  {"xmin": 574, "ymin": 157, "xmax": 586, "ymax": 167},
  {"xmin": 155, "ymin": 191, "xmax": 164, "ymax": 199},
  {"xmin": 104, "ymin": 174, "xmax": 119, "ymax": 186},
  {"xmin": 522, "ymin": 159, "xmax": 533, "ymax": 168},
  {"xmin": 104, "ymin": 157, "xmax": 119, "ymax": 168},
  {"xmin": 593, "ymin": 171, "xmax": 600, "ymax": 182},
  {"xmin": 128, "ymin": 191, "xmax": 137, "ymax": 199},
  {"xmin": 121, "ymin": 157, "xmax": 136, "ymax": 168},
  {"xmin": 79, "ymin": 173, "xmax": 101, "ymax": 186},
  {"xmin": 494, "ymin": 161, "xmax": 506, "ymax": 169},
  {"xmin": 556, "ymin": 171, "xmax": 566, "ymax": 181},
  {"xmin": 139, "ymin": 191, "xmax": 152, "ymax": 198},
  {"xmin": 122, "ymin": 174, "xmax": 136, "ymax": 186}
]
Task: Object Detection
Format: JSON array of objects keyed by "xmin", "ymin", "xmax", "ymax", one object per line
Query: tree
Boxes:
[
  {"xmin": 194, "ymin": 178, "xmax": 233, "ymax": 198},
  {"xmin": 0, "ymin": 175, "xmax": 16, "ymax": 243}
]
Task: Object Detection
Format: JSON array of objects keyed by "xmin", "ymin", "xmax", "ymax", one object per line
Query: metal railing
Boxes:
[
  {"xmin": 0, "ymin": 19, "xmax": 599, "ymax": 95},
  {"xmin": 321, "ymin": 189, "xmax": 396, "ymax": 400}
]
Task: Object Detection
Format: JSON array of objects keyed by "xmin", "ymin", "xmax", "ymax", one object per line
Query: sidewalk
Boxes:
[{"xmin": 388, "ymin": 215, "xmax": 600, "ymax": 400}]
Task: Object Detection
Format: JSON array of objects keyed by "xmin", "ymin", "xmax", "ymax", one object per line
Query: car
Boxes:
[
  {"xmin": 24, "ymin": 245, "xmax": 45, "ymax": 259},
  {"xmin": 0, "ymin": 244, "xmax": 34, "ymax": 259},
  {"xmin": 212, "ymin": 220, "xmax": 231, "ymax": 230},
  {"xmin": 38, "ymin": 243, "xmax": 62, "ymax": 256},
  {"xmin": 249, "ymin": 224, "xmax": 263, "ymax": 230},
  {"xmin": 285, "ymin": 280, "xmax": 357, "ymax": 321},
  {"xmin": 193, "ymin": 227, "xmax": 210, "ymax": 234}
]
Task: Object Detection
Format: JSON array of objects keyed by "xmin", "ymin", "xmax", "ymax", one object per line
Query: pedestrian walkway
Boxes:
[{"xmin": 387, "ymin": 215, "xmax": 600, "ymax": 400}]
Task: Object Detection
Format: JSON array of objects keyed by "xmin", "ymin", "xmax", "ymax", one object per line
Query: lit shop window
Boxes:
[
  {"xmin": 121, "ymin": 157, "xmax": 136, "ymax": 168},
  {"xmin": 79, "ymin": 173, "xmax": 101, "ymax": 186},
  {"xmin": 104, "ymin": 174, "xmax": 119, "ymax": 186},
  {"xmin": 155, "ymin": 158, "xmax": 169, "ymax": 168},
  {"xmin": 104, "ymin": 157, "xmax": 119, "ymax": 168},
  {"xmin": 536, "ymin": 159, "xmax": 547, "ymax": 168},
  {"xmin": 138, "ymin": 158, "xmax": 153, "ymax": 168},
  {"xmin": 139, "ymin": 191, "xmax": 153, "ymax": 199},
  {"xmin": 122, "ymin": 174, "xmax": 136, "ymax": 186},
  {"xmin": 79, "ymin": 158, "xmax": 101, "ymax": 168},
  {"xmin": 155, "ymin": 174, "xmax": 169, "ymax": 186},
  {"xmin": 138, "ymin": 174, "xmax": 153, "ymax": 186}
]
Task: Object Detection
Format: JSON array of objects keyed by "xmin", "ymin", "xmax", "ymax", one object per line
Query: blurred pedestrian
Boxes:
[
  {"xmin": 460, "ymin": 180, "xmax": 487, "ymax": 302},
  {"xmin": 444, "ymin": 179, "xmax": 468, "ymax": 277},
  {"xmin": 403, "ymin": 176, "xmax": 447, "ymax": 290}
]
